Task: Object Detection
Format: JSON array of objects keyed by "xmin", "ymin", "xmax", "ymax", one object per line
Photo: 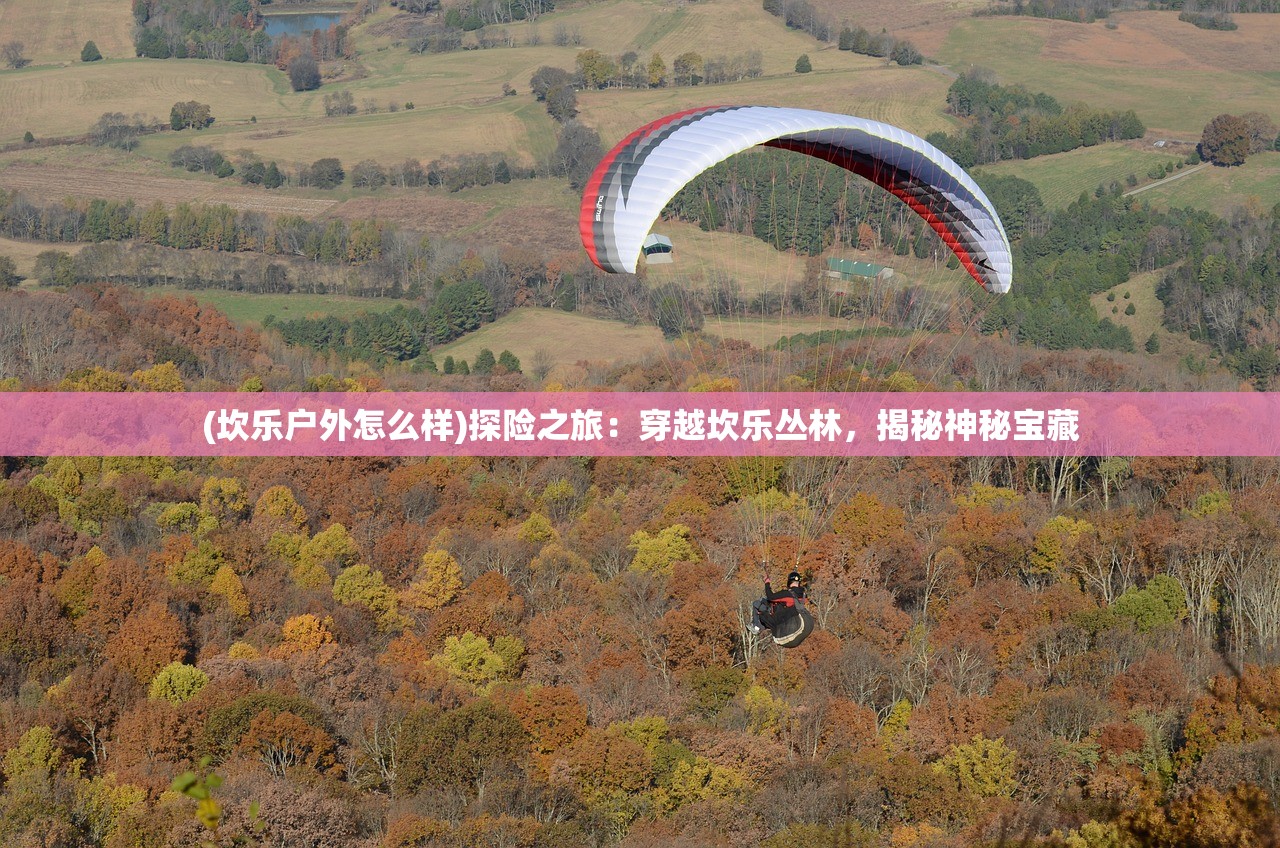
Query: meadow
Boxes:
[
  {"xmin": 0, "ymin": 156, "xmax": 339, "ymax": 217},
  {"xmin": 429, "ymin": 305, "xmax": 864, "ymax": 375},
  {"xmin": 0, "ymin": 236, "xmax": 83, "ymax": 279},
  {"xmin": 977, "ymin": 143, "xmax": 1189, "ymax": 209},
  {"xmin": 1134, "ymin": 151, "xmax": 1280, "ymax": 217},
  {"xmin": 0, "ymin": 60, "xmax": 295, "ymax": 145},
  {"xmin": 931, "ymin": 13, "xmax": 1280, "ymax": 136},
  {"xmin": 0, "ymin": 0, "xmax": 133, "ymax": 65},
  {"xmin": 430, "ymin": 307, "xmax": 667, "ymax": 371},
  {"xmin": 1087, "ymin": 268, "xmax": 1217, "ymax": 367}
]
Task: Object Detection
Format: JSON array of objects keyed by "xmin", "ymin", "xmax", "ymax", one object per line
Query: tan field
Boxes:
[
  {"xmin": 0, "ymin": 236, "xmax": 84, "ymax": 279},
  {"xmin": 642, "ymin": 220, "xmax": 809, "ymax": 295},
  {"xmin": 138, "ymin": 99, "xmax": 552, "ymax": 167},
  {"xmin": 0, "ymin": 0, "xmax": 133, "ymax": 65},
  {"xmin": 930, "ymin": 13, "xmax": 1280, "ymax": 136},
  {"xmin": 0, "ymin": 162, "xmax": 340, "ymax": 216},
  {"xmin": 0, "ymin": 60, "xmax": 294, "ymax": 144},
  {"xmin": 579, "ymin": 64, "xmax": 957, "ymax": 148},
  {"xmin": 432, "ymin": 307, "xmax": 668, "ymax": 371}
]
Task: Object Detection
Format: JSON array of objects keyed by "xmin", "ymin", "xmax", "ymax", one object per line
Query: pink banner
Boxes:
[{"xmin": 0, "ymin": 392, "xmax": 1275, "ymax": 456}]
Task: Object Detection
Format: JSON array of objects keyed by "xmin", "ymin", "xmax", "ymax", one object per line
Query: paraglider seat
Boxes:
[{"xmin": 770, "ymin": 607, "xmax": 814, "ymax": 648}]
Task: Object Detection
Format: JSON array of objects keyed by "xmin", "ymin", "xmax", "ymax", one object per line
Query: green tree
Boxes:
[
  {"xmin": 497, "ymin": 350, "xmax": 521, "ymax": 373},
  {"xmin": 294, "ymin": 522, "xmax": 359, "ymax": 587},
  {"xmin": 1112, "ymin": 575, "xmax": 1187, "ymax": 632},
  {"xmin": 33, "ymin": 250, "xmax": 75, "ymax": 285},
  {"xmin": 890, "ymin": 40, "xmax": 923, "ymax": 65},
  {"xmin": 333, "ymin": 564, "xmax": 408, "ymax": 631},
  {"xmin": 253, "ymin": 484, "xmax": 308, "ymax": 534},
  {"xmin": 81, "ymin": 40, "xmax": 102, "ymax": 61},
  {"xmin": 647, "ymin": 53, "xmax": 667, "ymax": 87},
  {"xmin": 936, "ymin": 734, "xmax": 1018, "ymax": 798},
  {"xmin": 0, "ymin": 255, "xmax": 21, "ymax": 288},
  {"xmin": 672, "ymin": 51, "xmax": 703, "ymax": 86},
  {"xmin": 628, "ymin": 524, "xmax": 700, "ymax": 574},
  {"xmin": 795, "ymin": 54, "xmax": 812, "ymax": 73},
  {"xmin": 473, "ymin": 348, "xmax": 496, "ymax": 374},
  {"xmin": 575, "ymin": 49, "xmax": 617, "ymax": 88},
  {"xmin": 148, "ymin": 662, "xmax": 209, "ymax": 704},
  {"xmin": 431, "ymin": 632, "xmax": 524, "ymax": 691},
  {"xmin": 308, "ymin": 158, "xmax": 345, "ymax": 189},
  {"xmin": 210, "ymin": 565, "xmax": 250, "ymax": 617},
  {"xmin": 169, "ymin": 101, "xmax": 213, "ymax": 130}
]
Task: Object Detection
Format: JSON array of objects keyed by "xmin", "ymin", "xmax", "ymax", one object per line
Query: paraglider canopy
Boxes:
[{"xmin": 579, "ymin": 105, "xmax": 1012, "ymax": 294}]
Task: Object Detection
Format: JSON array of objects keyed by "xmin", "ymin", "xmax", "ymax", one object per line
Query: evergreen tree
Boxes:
[{"xmin": 498, "ymin": 350, "xmax": 521, "ymax": 373}]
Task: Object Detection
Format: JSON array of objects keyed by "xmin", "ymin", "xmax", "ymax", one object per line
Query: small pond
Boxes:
[{"xmin": 261, "ymin": 12, "xmax": 345, "ymax": 37}]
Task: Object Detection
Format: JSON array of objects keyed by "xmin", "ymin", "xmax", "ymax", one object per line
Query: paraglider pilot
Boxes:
[{"xmin": 750, "ymin": 570, "xmax": 806, "ymax": 635}]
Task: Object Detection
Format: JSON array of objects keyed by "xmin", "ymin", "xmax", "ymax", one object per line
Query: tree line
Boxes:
[
  {"xmin": 926, "ymin": 70, "xmax": 1146, "ymax": 167},
  {"xmin": 265, "ymin": 285, "xmax": 495, "ymax": 360},
  {"xmin": 981, "ymin": 0, "xmax": 1280, "ymax": 23}
]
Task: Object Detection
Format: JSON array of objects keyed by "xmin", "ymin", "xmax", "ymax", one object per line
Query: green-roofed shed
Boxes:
[{"xmin": 826, "ymin": 258, "xmax": 894, "ymax": 281}]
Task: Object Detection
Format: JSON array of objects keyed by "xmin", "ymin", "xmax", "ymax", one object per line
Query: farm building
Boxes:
[
  {"xmin": 826, "ymin": 258, "xmax": 894, "ymax": 282},
  {"xmin": 642, "ymin": 233, "xmax": 674, "ymax": 264}
]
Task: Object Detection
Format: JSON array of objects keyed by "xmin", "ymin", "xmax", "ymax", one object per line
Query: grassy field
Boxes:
[
  {"xmin": 702, "ymin": 314, "xmax": 873, "ymax": 346},
  {"xmin": 431, "ymin": 306, "xmax": 867, "ymax": 376},
  {"xmin": 0, "ymin": 0, "xmax": 133, "ymax": 66},
  {"xmin": 1134, "ymin": 151, "xmax": 1280, "ymax": 216},
  {"xmin": 432, "ymin": 308, "xmax": 667, "ymax": 371},
  {"xmin": 0, "ymin": 60, "xmax": 296, "ymax": 145},
  {"xmin": 1088, "ymin": 268, "xmax": 1216, "ymax": 366},
  {"xmin": 137, "ymin": 97, "xmax": 555, "ymax": 169},
  {"xmin": 579, "ymin": 65, "xmax": 957, "ymax": 148},
  {"xmin": 642, "ymin": 220, "xmax": 809, "ymax": 295},
  {"xmin": 933, "ymin": 13, "xmax": 1280, "ymax": 136},
  {"xmin": 979, "ymin": 143, "xmax": 1189, "ymax": 209},
  {"xmin": 331, "ymin": 177, "xmax": 581, "ymax": 253},
  {"xmin": 141, "ymin": 287, "xmax": 414, "ymax": 326},
  {"xmin": 1, "ymin": 0, "xmax": 957, "ymax": 154},
  {"xmin": 1091, "ymin": 270, "xmax": 1163, "ymax": 347},
  {"xmin": 0, "ymin": 160, "xmax": 340, "ymax": 216},
  {"xmin": 0, "ymin": 236, "xmax": 83, "ymax": 280}
]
